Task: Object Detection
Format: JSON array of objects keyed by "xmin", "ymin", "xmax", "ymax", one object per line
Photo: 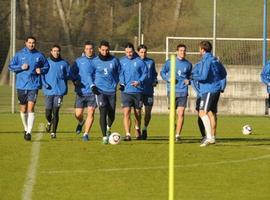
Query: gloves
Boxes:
[
  {"xmin": 91, "ymin": 85, "xmax": 100, "ymax": 95},
  {"xmin": 119, "ymin": 84, "xmax": 125, "ymax": 91}
]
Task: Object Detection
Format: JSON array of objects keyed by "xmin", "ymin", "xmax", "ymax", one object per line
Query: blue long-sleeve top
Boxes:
[
  {"xmin": 71, "ymin": 55, "xmax": 96, "ymax": 96},
  {"xmin": 192, "ymin": 52, "xmax": 227, "ymax": 95},
  {"xmin": 160, "ymin": 57, "xmax": 192, "ymax": 97},
  {"xmin": 9, "ymin": 47, "xmax": 49, "ymax": 90},
  {"xmin": 92, "ymin": 55, "xmax": 121, "ymax": 94},
  {"xmin": 141, "ymin": 57, "xmax": 158, "ymax": 95},
  {"xmin": 261, "ymin": 61, "xmax": 270, "ymax": 93},
  {"xmin": 42, "ymin": 58, "xmax": 71, "ymax": 96},
  {"xmin": 119, "ymin": 54, "xmax": 148, "ymax": 93}
]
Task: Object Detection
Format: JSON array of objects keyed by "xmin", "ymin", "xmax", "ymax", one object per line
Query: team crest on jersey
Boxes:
[
  {"xmin": 148, "ymin": 64, "xmax": 151, "ymax": 69},
  {"xmin": 134, "ymin": 62, "xmax": 137, "ymax": 67},
  {"xmin": 36, "ymin": 57, "xmax": 40, "ymax": 62},
  {"xmin": 110, "ymin": 63, "xmax": 113, "ymax": 68}
]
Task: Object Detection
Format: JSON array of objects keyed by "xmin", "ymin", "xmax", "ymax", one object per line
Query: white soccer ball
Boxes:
[
  {"xmin": 109, "ymin": 132, "xmax": 121, "ymax": 145},
  {"xmin": 242, "ymin": 125, "xmax": 252, "ymax": 135}
]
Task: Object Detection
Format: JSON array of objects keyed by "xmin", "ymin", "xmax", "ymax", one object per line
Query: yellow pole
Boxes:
[{"xmin": 168, "ymin": 55, "xmax": 176, "ymax": 200}]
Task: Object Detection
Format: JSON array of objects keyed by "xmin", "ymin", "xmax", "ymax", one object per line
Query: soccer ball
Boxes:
[
  {"xmin": 242, "ymin": 125, "xmax": 252, "ymax": 135},
  {"xmin": 109, "ymin": 132, "xmax": 121, "ymax": 145}
]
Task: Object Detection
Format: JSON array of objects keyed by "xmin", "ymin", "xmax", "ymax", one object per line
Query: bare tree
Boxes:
[
  {"xmin": 23, "ymin": 0, "xmax": 32, "ymax": 35},
  {"xmin": 56, "ymin": 0, "xmax": 75, "ymax": 59}
]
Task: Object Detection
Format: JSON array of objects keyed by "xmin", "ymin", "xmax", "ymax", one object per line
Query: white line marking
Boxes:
[
  {"xmin": 41, "ymin": 150, "xmax": 270, "ymax": 174},
  {"xmin": 21, "ymin": 132, "xmax": 43, "ymax": 200}
]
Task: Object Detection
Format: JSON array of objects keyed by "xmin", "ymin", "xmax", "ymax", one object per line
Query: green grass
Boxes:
[{"xmin": 0, "ymin": 113, "xmax": 270, "ymax": 200}]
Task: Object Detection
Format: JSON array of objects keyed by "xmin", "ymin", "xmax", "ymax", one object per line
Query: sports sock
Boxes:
[
  {"xmin": 135, "ymin": 126, "xmax": 140, "ymax": 130},
  {"xmin": 27, "ymin": 112, "xmax": 35, "ymax": 134},
  {"xmin": 83, "ymin": 132, "xmax": 88, "ymax": 136},
  {"xmin": 201, "ymin": 115, "xmax": 212, "ymax": 139},
  {"xmin": 126, "ymin": 132, "xmax": 131, "ymax": 136},
  {"xmin": 107, "ymin": 125, "xmax": 111, "ymax": 131},
  {"xmin": 20, "ymin": 112, "xmax": 28, "ymax": 132}
]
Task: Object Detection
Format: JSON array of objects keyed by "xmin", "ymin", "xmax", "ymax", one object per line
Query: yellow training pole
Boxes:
[{"xmin": 168, "ymin": 54, "xmax": 176, "ymax": 200}]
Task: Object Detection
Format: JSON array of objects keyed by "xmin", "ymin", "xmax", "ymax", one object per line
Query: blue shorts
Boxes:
[
  {"xmin": 199, "ymin": 92, "xmax": 220, "ymax": 113},
  {"xmin": 167, "ymin": 96, "xmax": 188, "ymax": 109},
  {"xmin": 74, "ymin": 94, "xmax": 97, "ymax": 108},
  {"xmin": 45, "ymin": 95, "xmax": 63, "ymax": 109},
  {"xmin": 96, "ymin": 93, "xmax": 116, "ymax": 109},
  {"xmin": 121, "ymin": 92, "xmax": 143, "ymax": 109},
  {"xmin": 17, "ymin": 89, "xmax": 38, "ymax": 105},
  {"xmin": 142, "ymin": 94, "xmax": 154, "ymax": 107}
]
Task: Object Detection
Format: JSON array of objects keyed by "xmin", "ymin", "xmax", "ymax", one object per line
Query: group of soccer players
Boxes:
[{"xmin": 9, "ymin": 36, "xmax": 227, "ymax": 147}]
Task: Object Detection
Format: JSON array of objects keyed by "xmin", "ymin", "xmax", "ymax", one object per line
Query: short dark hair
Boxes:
[
  {"xmin": 99, "ymin": 40, "xmax": 110, "ymax": 48},
  {"xmin": 137, "ymin": 44, "xmax": 147, "ymax": 51},
  {"xmin": 51, "ymin": 44, "xmax": 61, "ymax": 51},
  {"xmin": 25, "ymin": 36, "xmax": 36, "ymax": 42},
  {"xmin": 176, "ymin": 43, "xmax": 186, "ymax": 50},
  {"xmin": 125, "ymin": 42, "xmax": 135, "ymax": 51},
  {"xmin": 84, "ymin": 41, "xmax": 94, "ymax": 47},
  {"xmin": 199, "ymin": 40, "xmax": 212, "ymax": 52}
]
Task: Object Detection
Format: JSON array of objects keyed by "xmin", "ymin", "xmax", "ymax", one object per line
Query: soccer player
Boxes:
[
  {"xmin": 71, "ymin": 41, "xmax": 97, "ymax": 141},
  {"xmin": 261, "ymin": 61, "xmax": 270, "ymax": 115},
  {"xmin": 42, "ymin": 44, "xmax": 70, "ymax": 139},
  {"xmin": 160, "ymin": 44, "xmax": 192, "ymax": 142},
  {"xmin": 192, "ymin": 40, "xmax": 227, "ymax": 147},
  {"xmin": 134, "ymin": 44, "xmax": 158, "ymax": 140},
  {"xmin": 119, "ymin": 43, "xmax": 148, "ymax": 141},
  {"xmin": 91, "ymin": 40, "xmax": 121, "ymax": 144},
  {"xmin": 9, "ymin": 36, "xmax": 49, "ymax": 141}
]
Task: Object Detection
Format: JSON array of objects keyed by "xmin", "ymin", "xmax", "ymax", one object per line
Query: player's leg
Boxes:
[
  {"xmin": 83, "ymin": 106, "xmax": 95, "ymax": 141},
  {"xmin": 74, "ymin": 95, "xmax": 85, "ymax": 134},
  {"xmin": 142, "ymin": 94, "xmax": 154, "ymax": 140},
  {"xmin": 17, "ymin": 89, "xmax": 28, "ymax": 137},
  {"xmin": 121, "ymin": 93, "xmax": 133, "ymax": 141},
  {"xmin": 50, "ymin": 96, "xmax": 63, "ymax": 138},
  {"xmin": 45, "ymin": 96, "xmax": 53, "ymax": 133},
  {"xmin": 123, "ymin": 107, "xmax": 131, "ymax": 141},
  {"xmin": 196, "ymin": 97, "xmax": 206, "ymax": 140},
  {"xmin": 107, "ymin": 93, "xmax": 116, "ymax": 135},
  {"xmin": 175, "ymin": 106, "xmax": 185, "ymax": 141},
  {"xmin": 25, "ymin": 90, "xmax": 38, "ymax": 140},
  {"xmin": 133, "ymin": 93, "xmax": 143, "ymax": 139},
  {"xmin": 207, "ymin": 92, "xmax": 220, "ymax": 140}
]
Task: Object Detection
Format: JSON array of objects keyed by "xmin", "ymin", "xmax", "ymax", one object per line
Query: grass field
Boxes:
[{"xmin": 0, "ymin": 112, "xmax": 270, "ymax": 200}]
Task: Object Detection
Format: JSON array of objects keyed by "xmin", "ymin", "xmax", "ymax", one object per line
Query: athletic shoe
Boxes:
[
  {"xmin": 200, "ymin": 138, "xmax": 215, "ymax": 147},
  {"xmin": 51, "ymin": 133, "xmax": 56, "ymax": 139},
  {"xmin": 23, "ymin": 131, "xmax": 27, "ymax": 140},
  {"xmin": 25, "ymin": 133, "xmax": 31, "ymax": 141},
  {"xmin": 102, "ymin": 136, "xmax": 109, "ymax": 144},
  {"xmin": 46, "ymin": 123, "xmax": 52, "ymax": 133},
  {"xmin": 142, "ymin": 129, "xmax": 147, "ymax": 140},
  {"xmin": 82, "ymin": 134, "xmax": 89, "ymax": 141},
  {"xmin": 135, "ymin": 129, "xmax": 142, "ymax": 140},
  {"xmin": 175, "ymin": 135, "xmax": 181, "ymax": 142},
  {"xmin": 200, "ymin": 136, "xmax": 207, "ymax": 144},
  {"xmin": 106, "ymin": 130, "xmax": 111, "ymax": 137},
  {"xmin": 124, "ymin": 135, "xmax": 131, "ymax": 141},
  {"xmin": 76, "ymin": 120, "xmax": 85, "ymax": 134}
]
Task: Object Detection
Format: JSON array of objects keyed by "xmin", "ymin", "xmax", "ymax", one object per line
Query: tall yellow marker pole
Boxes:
[{"xmin": 168, "ymin": 55, "xmax": 176, "ymax": 200}]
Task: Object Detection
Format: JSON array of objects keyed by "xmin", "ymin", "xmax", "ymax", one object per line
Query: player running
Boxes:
[
  {"xmin": 134, "ymin": 44, "xmax": 158, "ymax": 140},
  {"xmin": 9, "ymin": 36, "xmax": 49, "ymax": 141},
  {"xmin": 71, "ymin": 41, "xmax": 97, "ymax": 141},
  {"xmin": 119, "ymin": 43, "xmax": 148, "ymax": 141},
  {"xmin": 42, "ymin": 44, "xmax": 70, "ymax": 139},
  {"xmin": 160, "ymin": 44, "xmax": 192, "ymax": 142},
  {"xmin": 91, "ymin": 40, "xmax": 121, "ymax": 144}
]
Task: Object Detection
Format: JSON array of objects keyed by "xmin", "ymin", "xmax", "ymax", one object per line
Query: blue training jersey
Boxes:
[
  {"xmin": 42, "ymin": 58, "xmax": 70, "ymax": 96},
  {"xmin": 160, "ymin": 57, "xmax": 192, "ymax": 97},
  {"xmin": 9, "ymin": 47, "xmax": 49, "ymax": 90},
  {"xmin": 261, "ymin": 61, "xmax": 270, "ymax": 93},
  {"xmin": 142, "ymin": 57, "xmax": 158, "ymax": 95},
  {"xmin": 71, "ymin": 55, "xmax": 96, "ymax": 96},
  {"xmin": 119, "ymin": 55, "xmax": 148, "ymax": 93},
  {"xmin": 192, "ymin": 52, "xmax": 227, "ymax": 95},
  {"xmin": 92, "ymin": 55, "xmax": 121, "ymax": 94}
]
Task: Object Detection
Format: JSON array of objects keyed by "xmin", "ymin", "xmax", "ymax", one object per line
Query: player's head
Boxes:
[
  {"xmin": 199, "ymin": 40, "xmax": 212, "ymax": 55},
  {"xmin": 99, "ymin": 40, "xmax": 110, "ymax": 57},
  {"xmin": 137, "ymin": 44, "xmax": 147, "ymax": 59},
  {"xmin": 124, "ymin": 42, "xmax": 135, "ymax": 59},
  {"xmin": 176, "ymin": 43, "xmax": 186, "ymax": 59},
  {"xmin": 84, "ymin": 41, "xmax": 95, "ymax": 57},
  {"xmin": 25, "ymin": 36, "xmax": 37, "ymax": 51},
  {"xmin": 50, "ymin": 44, "xmax": 61, "ymax": 59}
]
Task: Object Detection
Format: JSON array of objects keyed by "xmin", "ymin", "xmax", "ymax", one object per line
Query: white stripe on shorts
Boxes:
[{"xmin": 204, "ymin": 92, "xmax": 211, "ymax": 112}]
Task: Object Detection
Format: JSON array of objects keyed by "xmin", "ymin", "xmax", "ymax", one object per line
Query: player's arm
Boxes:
[
  {"xmin": 160, "ymin": 60, "xmax": 170, "ymax": 82},
  {"xmin": 119, "ymin": 60, "xmax": 126, "ymax": 90},
  {"xmin": 9, "ymin": 54, "xmax": 26, "ymax": 72},
  {"xmin": 39, "ymin": 54, "xmax": 50, "ymax": 75},
  {"xmin": 261, "ymin": 62, "xmax": 270, "ymax": 86},
  {"xmin": 152, "ymin": 61, "xmax": 158, "ymax": 86},
  {"xmin": 137, "ymin": 60, "xmax": 148, "ymax": 85},
  {"xmin": 192, "ymin": 60, "xmax": 211, "ymax": 81}
]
